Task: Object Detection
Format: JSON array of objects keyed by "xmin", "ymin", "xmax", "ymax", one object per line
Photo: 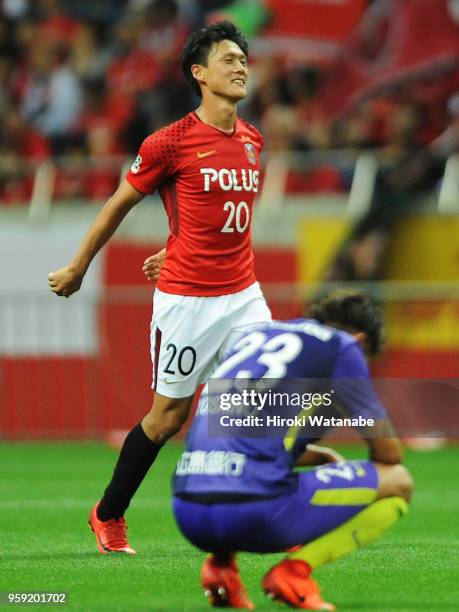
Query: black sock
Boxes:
[{"xmin": 97, "ymin": 423, "xmax": 162, "ymax": 521}]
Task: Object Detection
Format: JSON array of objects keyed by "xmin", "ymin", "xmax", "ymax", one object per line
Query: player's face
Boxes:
[{"xmin": 196, "ymin": 39, "xmax": 248, "ymax": 101}]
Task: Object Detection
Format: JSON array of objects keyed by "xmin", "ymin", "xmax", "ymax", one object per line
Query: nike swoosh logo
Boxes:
[
  {"xmin": 351, "ymin": 529, "xmax": 362, "ymax": 547},
  {"xmin": 197, "ymin": 150, "xmax": 217, "ymax": 159}
]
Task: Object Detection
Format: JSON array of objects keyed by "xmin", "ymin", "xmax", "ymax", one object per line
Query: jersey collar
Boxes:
[{"xmin": 192, "ymin": 111, "xmax": 237, "ymax": 137}]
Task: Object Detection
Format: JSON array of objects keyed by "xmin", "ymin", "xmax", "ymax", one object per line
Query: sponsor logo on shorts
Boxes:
[{"xmin": 131, "ymin": 155, "xmax": 142, "ymax": 174}]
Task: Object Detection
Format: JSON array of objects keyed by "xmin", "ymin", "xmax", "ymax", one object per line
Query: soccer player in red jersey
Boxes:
[{"xmin": 48, "ymin": 22, "xmax": 272, "ymax": 554}]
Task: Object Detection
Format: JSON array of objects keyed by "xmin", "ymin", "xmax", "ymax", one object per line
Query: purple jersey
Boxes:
[{"xmin": 173, "ymin": 319, "xmax": 386, "ymax": 500}]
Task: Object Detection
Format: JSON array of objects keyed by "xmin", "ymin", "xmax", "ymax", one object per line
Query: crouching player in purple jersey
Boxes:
[{"xmin": 171, "ymin": 290, "xmax": 413, "ymax": 610}]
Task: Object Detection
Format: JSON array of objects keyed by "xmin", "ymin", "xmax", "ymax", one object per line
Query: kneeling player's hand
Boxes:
[
  {"xmin": 143, "ymin": 248, "xmax": 166, "ymax": 282},
  {"xmin": 296, "ymin": 444, "xmax": 345, "ymax": 467},
  {"xmin": 48, "ymin": 266, "xmax": 83, "ymax": 298}
]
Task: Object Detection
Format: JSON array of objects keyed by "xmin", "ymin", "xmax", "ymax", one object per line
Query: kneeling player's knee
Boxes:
[
  {"xmin": 396, "ymin": 465, "xmax": 414, "ymax": 502},
  {"xmin": 377, "ymin": 464, "xmax": 414, "ymax": 503}
]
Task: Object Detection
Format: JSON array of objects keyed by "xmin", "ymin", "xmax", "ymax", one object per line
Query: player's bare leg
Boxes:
[
  {"xmin": 90, "ymin": 393, "xmax": 194, "ymax": 553},
  {"xmin": 141, "ymin": 393, "xmax": 194, "ymax": 445}
]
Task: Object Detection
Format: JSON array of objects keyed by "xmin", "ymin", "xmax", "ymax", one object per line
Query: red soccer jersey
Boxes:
[{"xmin": 125, "ymin": 112, "xmax": 262, "ymax": 296}]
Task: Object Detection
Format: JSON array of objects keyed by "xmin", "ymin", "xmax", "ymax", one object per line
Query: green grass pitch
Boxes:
[{"xmin": 1, "ymin": 441, "xmax": 458, "ymax": 611}]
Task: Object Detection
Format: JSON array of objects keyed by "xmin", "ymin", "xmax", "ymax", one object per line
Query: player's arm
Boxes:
[
  {"xmin": 48, "ymin": 180, "xmax": 144, "ymax": 297},
  {"xmin": 294, "ymin": 443, "xmax": 345, "ymax": 467},
  {"xmin": 363, "ymin": 419, "xmax": 403, "ymax": 465},
  {"xmin": 332, "ymin": 342, "xmax": 404, "ymax": 465},
  {"xmin": 292, "ymin": 427, "xmax": 403, "ymax": 467}
]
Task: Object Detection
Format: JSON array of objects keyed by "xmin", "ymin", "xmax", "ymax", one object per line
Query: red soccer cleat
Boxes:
[
  {"xmin": 201, "ymin": 554, "xmax": 255, "ymax": 609},
  {"xmin": 88, "ymin": 502, "xmax": 136, "ymax": 555},
  {"xmin": 262, "ymin": 559, "xmax": 335, "ymax": 610}
]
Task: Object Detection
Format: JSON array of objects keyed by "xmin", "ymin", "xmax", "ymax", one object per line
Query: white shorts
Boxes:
[{"xmin": 150, "ymin": 282, "xmax": 272, "ymax": 398}]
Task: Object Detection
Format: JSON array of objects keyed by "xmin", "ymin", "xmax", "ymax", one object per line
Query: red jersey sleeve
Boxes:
[{"xmin": 125, "ymin": 128, "xmax": 177, "ymax": 195}]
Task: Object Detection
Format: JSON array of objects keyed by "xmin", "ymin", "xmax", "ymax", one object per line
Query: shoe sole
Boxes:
[{"xmin": 203, "ymin": 584, "xmax": 231, "ymax": 607}]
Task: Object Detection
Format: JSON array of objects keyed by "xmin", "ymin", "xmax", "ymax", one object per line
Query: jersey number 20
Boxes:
[{"xmin": 221, "ymin": 201, "xmax": 250, "ymax": 233}]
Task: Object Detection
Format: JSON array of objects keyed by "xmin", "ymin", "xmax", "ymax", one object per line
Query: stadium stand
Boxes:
[{"xmin": 1, "ymin": 0, "xmax": 458, "ymax": 439}]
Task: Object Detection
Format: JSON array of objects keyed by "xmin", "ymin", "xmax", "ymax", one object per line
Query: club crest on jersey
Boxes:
[{"xmin": 244, "ymin": 143, "xmax": 256, "ymax": 165}]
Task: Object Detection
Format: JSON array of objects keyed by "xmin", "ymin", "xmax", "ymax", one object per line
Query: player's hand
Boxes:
[
  {"xmin": 310, "ymin": 445, "xmax": 345, "ymax": 465},
  {"xmin": 295, "ymin": 444, "xmax": 345, "ymax": 467},
  {"xmin": 142, "ymin": 248, "xmax": 166, "ymax": 282},
  {"xmin": 48, "ymin": 266, "xmax": 84, "ymax": 298}
]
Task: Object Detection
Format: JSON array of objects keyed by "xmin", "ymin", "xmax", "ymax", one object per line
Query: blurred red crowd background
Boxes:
[{"xmin": 1, "ymin": 0, "xmax": 459, "ymax": 203}]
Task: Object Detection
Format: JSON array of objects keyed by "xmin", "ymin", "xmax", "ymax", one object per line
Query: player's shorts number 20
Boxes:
[
  {"xmin": 164, "ymin": 343, "xmax": 197, "ymax": 376},
  {"xmin": 221, "ymin": 201, "xmax": 250, "ymax": 233}
]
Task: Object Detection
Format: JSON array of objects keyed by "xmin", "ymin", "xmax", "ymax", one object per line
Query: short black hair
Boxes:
[
  {"xmin": 308, "ymin": 289, "xmax": 384, "ymax": 356},
  {"xmin": 181, "ymin": 21, "xmax": 249, "ymax": 97}
]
